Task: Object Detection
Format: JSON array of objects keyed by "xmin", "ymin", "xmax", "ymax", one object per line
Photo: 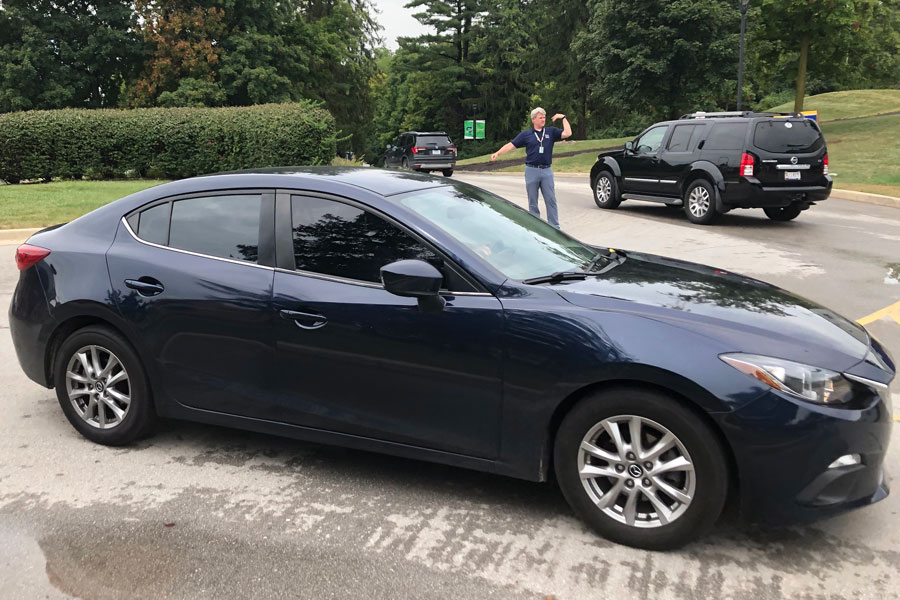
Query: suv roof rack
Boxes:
[{"xmin": 680, "ymin": 111, "xmax": 803, "ymax": 120}]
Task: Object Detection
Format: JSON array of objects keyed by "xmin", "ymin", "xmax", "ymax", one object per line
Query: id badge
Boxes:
[{"xmin": 539, "ymin": 145, "xmax": 544, "ymax": 154}]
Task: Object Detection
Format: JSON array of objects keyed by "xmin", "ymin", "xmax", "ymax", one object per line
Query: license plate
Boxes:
[
  {"xmin": 432, "ymin": 150, "xmax": 441, "ymax": 155},
  {"xmin": 785, "ymin": 171, "xmax": 801, "ymax": 180}
]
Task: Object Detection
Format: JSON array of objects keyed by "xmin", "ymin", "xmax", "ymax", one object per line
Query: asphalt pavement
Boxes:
[{"xmin": 1, "ymin": 176, "xmax": 899, "ymax": 599}]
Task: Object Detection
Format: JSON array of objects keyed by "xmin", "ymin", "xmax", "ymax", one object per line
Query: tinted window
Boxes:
[
  {"xmin": 667, "ymin": 125, "xmax": 699, "ymax": 152},
  {"xmin": 137, "ymin": 203, "xmax": 170, "ymax": 245},
  {"xmin": 291, "ymin": 196, "xmax": 442, "ymax": 284},
  {"xmin": 704, "ymin": 123, "xmax": 747, "ymax": 150},
  {"xmin": 636, "ymin": 126, "xmax": 668, "ymax": 153},
  {"xmin": 169, "ymin": 195, "xmax": 261, "ymax": 263},
  {"xmin": 416, "ymin": 135, "xmax": 452, "ymax": 146},
  {"xmin": 753, "ymin": 120, "xmax": 824, "ymax": 153}
]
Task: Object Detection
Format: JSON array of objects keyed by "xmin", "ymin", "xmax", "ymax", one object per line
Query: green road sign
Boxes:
[
  {"xmin": 464, "ymin": 120, "xmax": 474, "ymax": 140},
  {"xmin": 475, "ymin": 120, "xmax": 485, "ymax": 140}
]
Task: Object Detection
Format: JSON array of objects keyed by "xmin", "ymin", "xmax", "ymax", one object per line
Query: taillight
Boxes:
[
  {"xmin": 15, "ymin": 244, "xmax": 51, "ymax": 271},
  {"xmin": 411, "ymin": 146, "xmax": 427, "ymax": 154},
  {"xmin": 447, "ymin": 146, "xmax": 457, "ymax": 155},
  {"xmin": 823, "ymin": 153, "xmax": 829, "ymax": 176},
  {"xmin": 740, "ymin": 152, "xmax": 754, "ymax": 177}
]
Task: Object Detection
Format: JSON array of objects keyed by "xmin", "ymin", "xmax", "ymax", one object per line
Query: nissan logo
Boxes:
[
  {"xmin": 790, "ymin": 156, "xmax": 798, "ymax": 165},
  {"xmin": 628, "ymin": 464, "xmax": 643, "ymax": 478}
]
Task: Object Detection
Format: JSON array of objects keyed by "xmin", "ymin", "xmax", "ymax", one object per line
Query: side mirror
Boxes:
[
  {"xmin": 381, "ymin": 259, "xmax": 445, "ymax": 310},
  {"xmin": 624, "ymin": 141, "xmax": 634, "ymax": 152}
]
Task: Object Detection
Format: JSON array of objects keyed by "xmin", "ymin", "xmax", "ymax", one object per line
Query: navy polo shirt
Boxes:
[{"xmin": 511, "ymin": 126, "xmax": 563, "ymax": 166}]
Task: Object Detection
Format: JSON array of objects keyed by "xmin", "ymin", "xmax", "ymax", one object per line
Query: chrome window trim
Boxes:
[
  {"xmin": 776, "ymin": 164, "xmax": 811, "ymax": 170},
  {"xmin": 273, "ymin": 267, "xmax": 492, "ymax": 296},
  {"xmin": 122, "ymin": 217, "xmax": 274, "ymax": 272}
]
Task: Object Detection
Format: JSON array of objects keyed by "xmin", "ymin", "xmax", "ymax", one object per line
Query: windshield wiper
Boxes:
[
  {"xmin": 523, "ymin": 249, "xmax": 628, "ymax": 285},
  {"xmin": 522, "ymin": 271, "xmax": 592, "ymax": 285}
]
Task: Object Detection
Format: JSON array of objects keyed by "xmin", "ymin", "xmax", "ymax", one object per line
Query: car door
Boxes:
[
  {"xmin": 658, "ymin": 124, "xmax": 703, "ymax": 197},
  {"xmin": 620, "ymin": 125, "xmax": 669, "ymax": 194},
  {"xmin": 269, "ymin": 191, "xmax": 505, "ymax": 458},
  {"xmin": 107, "ymin": 191, "xmax": 277, "ymax": 416}
]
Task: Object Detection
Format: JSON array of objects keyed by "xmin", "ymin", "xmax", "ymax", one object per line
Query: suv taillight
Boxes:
[
  {"xmin": 447, "ymin": 145, "xmax": 457, "ymax": 155},
  {"xmin": 740, "ymin": 152, "xmax": 754, "ymax": 177},
  {"xmin": 411, "ymin": 146, "xmax": 427, "ymax": 154},
  {"xmin": 15, "ymin": 244, "xmax": 51, "ymax": 271},
  {"xmin": 823, "ymin": 153, "xmax": 829, "ymax": 176}
]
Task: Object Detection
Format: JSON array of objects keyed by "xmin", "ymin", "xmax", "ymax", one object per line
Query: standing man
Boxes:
[{"xmin": 491, "ymin": 108, "xmax": 571, "ymax": 229}]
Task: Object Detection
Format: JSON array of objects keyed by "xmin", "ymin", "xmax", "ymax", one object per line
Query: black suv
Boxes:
[
  {"xmin": 383, "ymin": 131, "xmax": 457, "ymax": 176},
  {"xmin": 589, "ymin": 112, "xmax": 832, "ymax": 224}
]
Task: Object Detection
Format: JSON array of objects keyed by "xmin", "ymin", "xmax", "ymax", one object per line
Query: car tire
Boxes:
[
  {"xmin": 53, "ymin": 325, "xmax": 156, "ymax": 446},
  {"xmin": 554, "ymin": 387, "xmax": 729, "ymax": 550},
  {"xmin": 442, "ymin": 169, "xmax": 453, "ymax": 177},
  {"xmin": 683, "ymin": 180, "xmax": 719, "ymax": 225},
  {"xmin": 593, "ymin": 171, "xmax": 621, "ymax": 209},
  {"xmin": 763, "ymin": 204, "xmax": 802, "ymax": 222}
]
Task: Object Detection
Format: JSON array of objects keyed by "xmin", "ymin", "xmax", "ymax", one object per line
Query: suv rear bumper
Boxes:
[
  {"xmin": 411, "ymin": 159, "xmax": 456, "ymax": 171},
  {"xmin": 723, "ymin": 176, "xmax": 832, "ymax": 208}
]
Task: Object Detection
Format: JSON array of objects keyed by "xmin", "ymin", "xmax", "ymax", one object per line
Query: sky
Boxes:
[{"xmin": 371, "ymin": 0, "xmax": 432, "ymax": 51}]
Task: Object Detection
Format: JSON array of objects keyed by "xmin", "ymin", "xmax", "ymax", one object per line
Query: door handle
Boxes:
[
  {"xmin": 279, "ymin": 309, "xmax": 328, "ymax": 330},
  {"xmin": 124, "ymin": 278, "xmax": 164, "ymax": 297}
]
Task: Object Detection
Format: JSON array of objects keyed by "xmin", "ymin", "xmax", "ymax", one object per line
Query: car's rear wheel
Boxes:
[
  {"xmin": 554, "ymin": 388, "xmax": 728, "ymax": 550},
  {"xmin": 763, "ymin": 204, "xmax": 802, "ymax": 221},
  {"xmin": 683, "ymin": 180, "xmax": 719, "ymax": 225},
  {"xmin": 593, "ymin": 171, "xmax": 621, "ymax": 209},
  {"xmin": 442, "ymin": 169, "xmax": 453, "ymax": 177},
  {"xmin": 54, "ymin": 325, "xmax": 155, "ymax": 446},
  {"xmin": 401, "ymin": 157, "xmax": 410, "ymax": 170}
]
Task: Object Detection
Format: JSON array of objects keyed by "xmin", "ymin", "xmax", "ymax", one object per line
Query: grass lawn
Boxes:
[
  {"xmin": 0, "ymin": 180, "xmax": 168, "ymax": 229},
  {"xmin": 821, "ymin": 113, "xmax": 900, "ymax": 197},
  {"xmin": 456, "ymin": 137, "xmax": 630, "ymax": 166},
  {"xmin": 767, "ymin": 89, "xmax": 900, "ymax": 121}
]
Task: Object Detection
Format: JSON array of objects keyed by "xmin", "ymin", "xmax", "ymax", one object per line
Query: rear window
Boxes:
[
  {"xmin": 416, "ymin": 135, "xmax": 452, "ymax": 146},
  {"xmin": 753, "ymin": 120, "xmax": 824, "ymax": 153},
  {"xmin": 704, "ymin": 123, "xmax": 748, "ymax": 150}
]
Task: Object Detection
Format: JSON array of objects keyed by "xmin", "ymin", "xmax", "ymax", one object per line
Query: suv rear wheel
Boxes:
[
  {"xmin": 683, "ymin": 180, "xmax": 719, "ymax": 225},
  {"xmin": 763, "ymin": 204, "xmax": 802, "ymax": 222},
  {"xmin": 593, "ymin": 171, "xmax": 621, "ymax": 209}
]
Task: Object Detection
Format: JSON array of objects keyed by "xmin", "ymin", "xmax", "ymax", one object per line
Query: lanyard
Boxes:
[{"xmin": 533, "ymin": 128, "xmax": 545, "ymax": 144}]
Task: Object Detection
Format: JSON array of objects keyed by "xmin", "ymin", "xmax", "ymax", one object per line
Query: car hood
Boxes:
[{"xmin": 554, "ymin": 252, "xmax": 870, "ymax": 372}]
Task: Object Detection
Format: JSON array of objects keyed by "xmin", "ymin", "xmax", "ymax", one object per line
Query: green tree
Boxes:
[{"xmin": 0, "ymin": 0, "xmax": 144, "ymax": 112}]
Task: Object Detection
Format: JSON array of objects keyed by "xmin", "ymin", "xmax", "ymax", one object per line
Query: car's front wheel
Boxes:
[
  {"xmin": 683, "ymin": 180, "xmax": 719, "ymax": 224},
  {"xmin": 593, "ymin": 171, "xmax": 621, "ymax": 209},
  {"xmin": 763, "ymin": 204, "xmax": 802, "ymax": 221},
  {"xmin": 554, "ymin": 388, "xmax": 728, "ymax": 550},
  {"xmin": 54, "ymin": 325, "xmax": 156, "ymax": 446}
]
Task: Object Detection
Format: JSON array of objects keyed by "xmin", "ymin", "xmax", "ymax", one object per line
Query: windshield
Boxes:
[
  {"xmin": 396, "ymin": 185, "xmax": 600, "ymax": 280},
  {"xmin": 753, "ymin": 120, "xmax": 824, "ymax": 153}
]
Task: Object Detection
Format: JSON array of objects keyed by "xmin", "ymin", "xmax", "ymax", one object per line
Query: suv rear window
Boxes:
[
  {"xmin": 753, "ymin": 120, "xmax": 824, "ymax": 153},
  {"xmin": 704, "ymin": 123, "xmax": 747, "ymax": 150},
  {"xmin": 416, "ymin": 135, "xmax": 452, "ymax": 146}
]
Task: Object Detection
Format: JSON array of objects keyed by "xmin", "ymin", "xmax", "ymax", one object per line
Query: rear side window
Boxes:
[
  {"xmin": 753, "ymin": 120, "xmax": 824, "ymax": 153},
  {"xmin": 291, "ymin": 196, "xmax": 442, "ymax": 284},
  {"xmin": 137, "ymin": 203, "xmax": 170, "ymax": 245},
  {"xmin": 666, "ymin": 125, "xmax": 700, "ymax": 152},
  {"xmin": 416, "ymin": 135, "xmax": 452, "ymax": 146},
  {"xmin": 704, "ymin": 123, "xmax": 747, "ymax": 150},
  {"xmin": 168, "ymin": 195, "xmax": 261, "ymax": 263}
]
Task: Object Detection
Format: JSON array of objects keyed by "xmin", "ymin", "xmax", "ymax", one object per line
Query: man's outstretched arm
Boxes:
[{"xmin": 491, "ymin": 143, "xmax": 516, "ymax": 161}]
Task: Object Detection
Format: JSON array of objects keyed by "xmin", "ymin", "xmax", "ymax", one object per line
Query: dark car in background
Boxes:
[
  {"xmin": 589, "ymin": 112, "xmax": 833, "ymax": 224},
  {"xmin": 383, "ymin": 131, "xmax": 456, "ymax": 176},
  {"xmin": 9, "ymin": 168, "xmax": 892, "ymax": 550}
]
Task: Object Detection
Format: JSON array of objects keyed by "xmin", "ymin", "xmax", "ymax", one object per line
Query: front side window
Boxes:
[
  {"xmin": 397, "ymin": 185, "xmax": 599, "ymax": 281},
  {"xmin": 635, "ymin": 126, "xmax": 668, "ymax": 154},
  {"xmin": 168, "ymin": 195, "xmax": 261, "ymax": 263},
  {"xmin": 291, "ymin": 196, "xmax": 444, "ymax": 284}
]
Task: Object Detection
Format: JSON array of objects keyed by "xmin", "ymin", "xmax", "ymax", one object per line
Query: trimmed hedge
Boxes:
[{"xmin": 0, "ymin": 102, "xmax": 337, "ymax": 183}]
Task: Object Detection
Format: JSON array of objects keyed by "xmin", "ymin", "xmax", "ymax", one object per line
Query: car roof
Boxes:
[{"xmin": 402, "ymin": 131, "xmax": 450, "ymax": 136}]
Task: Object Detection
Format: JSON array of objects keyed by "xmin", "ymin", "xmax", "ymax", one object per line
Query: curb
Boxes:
[
  {"xmin": 0, "ymin": 227, "xmax": 41, "ymax": 245},
  {"xmin": 457, "ymin": 172, "xmax": 900, "ymax": 207}
]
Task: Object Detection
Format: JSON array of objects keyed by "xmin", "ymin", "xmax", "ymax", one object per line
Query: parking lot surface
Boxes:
[{"xmin": 1, "ymin": 175, "xmax": 898, "ymax": 599}]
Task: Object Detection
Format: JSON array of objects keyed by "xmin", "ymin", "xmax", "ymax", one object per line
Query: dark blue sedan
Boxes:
[{"xmin": 9, "ymin": 168, "xmax": 894, "ymax": 549}]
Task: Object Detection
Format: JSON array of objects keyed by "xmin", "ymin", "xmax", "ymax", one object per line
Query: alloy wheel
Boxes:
[
  {"xmin": 578, "ymin": 415, "xmax": 696, "ymax": 528},
  {"xmin": 65, "ymin": 345, "xmax": 131, "ymax": 429},
  {"xmin": 688, "ymin": 187, "xmax": 710, "ymax": 218},
  {"xmin": 596, "ymin": 176, "xmax": 611, "ymax": 203}
]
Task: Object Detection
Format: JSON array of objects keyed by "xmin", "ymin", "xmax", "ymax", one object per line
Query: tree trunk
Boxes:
[{"xmin": 794, "ymin": 35, "xmax": 810, "ymax": 112}]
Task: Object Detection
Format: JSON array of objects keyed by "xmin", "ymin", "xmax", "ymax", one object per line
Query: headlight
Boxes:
[{"xmin": 720, "ymin": 353, "xmax": 853, "ymax": 405}]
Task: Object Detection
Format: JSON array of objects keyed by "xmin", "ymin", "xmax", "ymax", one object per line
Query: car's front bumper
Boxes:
[{"xmin": 719, "ymin": 382, "xmax": 892, "ymax": 525}]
